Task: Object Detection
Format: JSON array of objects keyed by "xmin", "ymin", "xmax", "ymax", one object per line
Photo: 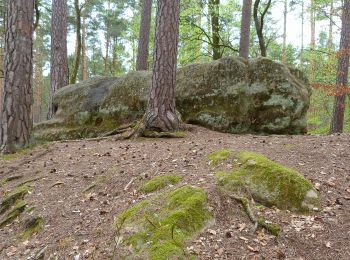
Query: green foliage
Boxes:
[
  {"xmin": 115, "ymin": 185, "xmax": 211, "ymax": 259},
  {"xmin": 140, "ymin": 175, "xmax": 183, "ymax": 193}
]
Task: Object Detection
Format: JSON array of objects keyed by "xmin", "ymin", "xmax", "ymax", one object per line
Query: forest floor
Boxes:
[{"xmin": 0, "ymin": 126, "xmax": 349, "ymax": 260}]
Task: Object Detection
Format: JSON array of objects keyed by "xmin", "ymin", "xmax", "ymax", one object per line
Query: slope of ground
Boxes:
[{"xmin": 0, "ymin": 126, "xmax": 349, "ymax": 259}]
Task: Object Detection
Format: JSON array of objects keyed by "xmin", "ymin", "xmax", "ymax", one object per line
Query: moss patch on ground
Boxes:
[
  {"xmin": 140, "ymin": 175, "xmax": 183, "ymax": 193},
  {"xmin": 216, "ymin": 151, "xmax": 320, "ymax": 213},
  {"xmin": 20, "ymin": 216, "xmax": 44, "ymax": 240},
  {"xmin": 0, "ymin": 186, "xmax": 30, "ymax": 215},
  {"xmin": 115, "ymin": 185, "xmax": 211, "ymax": 260},
  {"xmin": 208, "ymin": 149, "xmax": 232, "ymax": 166}
]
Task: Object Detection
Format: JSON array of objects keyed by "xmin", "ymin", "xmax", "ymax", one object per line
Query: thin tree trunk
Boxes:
[
  {"xmin": 310, "ymin": 0, "xmax": 316, "ymax": 82},
  {"xmin": 209, "ymin": 0, "xmax": 221, "ymax": 60},
  {"xmin": 136, "ymin": 0, "xmax": 152, "ymax": 70},
  {"xmin": 143, "ymin": 0, "xmax": 180, "ymax": 132},
  {"xmin": 330, "ymin": 0, "xmax": 350, "ymax": 133},
  {"xmin": 328, "ymin": 0, "xmax": 334, "ymax": 50},
  {"xmin": 82, "ymin": 15, "xmax": 87, "ymax": 80},
  {"xmin": 49, "ymin": 0, "xmax": 69, "ymax": 119},
  {"xmin": 253, "ymin": 0, "xmax": 271, "ymax": 57},
  {"xmin": 239, "ymin": 0, "xmax": 253, "ymax": 59},
  {"xmin": 34, "ymin": 32, "xmax": 43, "ymax": 123},
  {"xmin": 112, "ymin": 37, "xmax": 118, "ymax": 76},
  {"xmin": 104, "ymin": 33, "xmax": 110, "ymax": 76},
  {"xmin": 282, "ymin": 0, "xmax": 287, "ymax": 63},
  {"xmin": 300, "ymin": 1, "xmax": 304, "ymax": 67},
  {"xmin": 0, "ymin": 0, "xmax": 34, "ymax": 153},
  {"xmin": 70, "ymin": 0, "xmax": 82, "ymax": 84}
]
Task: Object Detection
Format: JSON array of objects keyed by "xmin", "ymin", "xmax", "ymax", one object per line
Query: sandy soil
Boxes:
[{"xmin": 0, "ymin": 126, "xmax": 349, "ymax": 260}]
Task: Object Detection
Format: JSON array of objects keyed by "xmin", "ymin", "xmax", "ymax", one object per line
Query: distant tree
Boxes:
[
  {"xmin": 282, "ymin": 0, "xmax": 288, "ymax": 63},
  {"xmin": 209, "ymin": 0, "xmax": 221, "ymax": 60},
  {"xmin": 330, "ymin": 0, "xmax": 350, "ymax": 133},
  {"xmin": 239, "ymin": 0, "xmax": 253, "ymax": 59},
  {"xmin": 142, "ymin": 0, "xmax": 181, "ymax": 132},
  {"xmin": 136, "ymin": 0, "xmax": 152, "ymax": 70},
  {"xmin": 0, "ymin": 0, "xmax": 35, "ymax": 153},
  {"xmin": 310, "ymin": 0, "xmax": 316, "ymax": 82},
  {"xmin": 253, "ymin": 0, "xmax": 272, "ymax": 57},
  {"xmin": 70, "ymin": 0, "xmax": 82, "ymax": 84},
  {"xmin": 49, "ymin": 0, "xmax": 69, "ymax": 119}
]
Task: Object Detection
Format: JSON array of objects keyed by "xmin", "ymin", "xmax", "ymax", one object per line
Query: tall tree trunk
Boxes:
[
  {"xmin": 70, "ymin": 0, "xmax": 82, "ymax": 84},
  {"xmin": 112, "ymin": 37, "xmax": 118, "ymax": 76},
  {"xmin": 143, "ymin": 0, "xmax": 180, "ymax": 132},
  {"xmin": 253, "ymin": 0, "xmax": 271, "ymax": 57},
  {"xmin": 327, "ymin": 0, "xmax": 334, "ymax": 50},
  {"xmin": 81, "ymin": 15, "xmax": 87, "ymax": 80},
  {"xmin": 49, "ymin": 0, "xmax": 69, "ymax": 119},
  {"xmin": 282, "ymin": 0, "xmax": 288, "ymax": 63},
  {"xmin": 34, "ymin": 32, "xmax": 43, "ymax": 123},
  {"xmin": 309, "ymin": 0, "xmax": 316, "ymax": 82},
  {"xmin": 104, "ymin": 33, "xmax": 110, "ymax": 76},
  {"xmin": 300, "ymin": 1, "xmax": 304, "ymax": 67},
  {"xmin": 239, "ymin": 0, "xmax": 253, "ymax": 59},
  {"xmin": 330, "ymin": 0, "xmax": 350, "ymax": 133},
  {"xmin": 209, "ymin": 0, "xmax": 221, "ymax": 60},
  {"xmin": 0, "ymin": 0, "xmax": 34, "ymax": 153},
  {"xmin": 136, "ymin": 0, "xmax": 152, "ymax": 71}
]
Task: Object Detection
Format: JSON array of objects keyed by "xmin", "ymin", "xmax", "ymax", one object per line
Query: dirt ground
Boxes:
[{"xmin": 0, "ymin": 126, "xmax": 349, "ymax": 260}]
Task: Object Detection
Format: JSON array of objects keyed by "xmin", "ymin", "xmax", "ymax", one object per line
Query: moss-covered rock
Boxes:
[
  {"xmin": 115, "ymin": 185, "xmax": 212, "ymax": 259},
  {"xmin": 216, "ymin": 151, "xmax": 320, "ymax": 212},
  {"xmin": 140, "ymin": 175, "xmax": 183, "ymax": 193},
  {"xmin": 35, "ymin": 57, "xmax": 311, "ymax": 141},
  {"xmin": 208, "ymin": 150, "xmax": 232, "ymax": 166}
]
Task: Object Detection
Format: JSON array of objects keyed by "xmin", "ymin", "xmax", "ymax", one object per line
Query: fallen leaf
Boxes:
[{"xmin": 325, "ymin": 242, "xmax": 331, "ymax": 248}]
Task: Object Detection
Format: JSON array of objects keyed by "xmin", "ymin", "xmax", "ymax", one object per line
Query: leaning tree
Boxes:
[{"xmin": 0, "ymin": 0, "xmax": 35, "ymax": 154}]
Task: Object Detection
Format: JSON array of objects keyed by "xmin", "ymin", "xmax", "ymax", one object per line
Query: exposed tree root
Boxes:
[
  {"xmin": 229, "ymin": 194, "xmax": 281, "ymax": 236},
  {"xmin": 0, "ymin": 200, "xmax": 27, "ymax": 228}
]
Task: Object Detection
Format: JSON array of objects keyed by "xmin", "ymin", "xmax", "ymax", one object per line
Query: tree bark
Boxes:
[
  {"xmin": 136, "ymin": 0, "xmax": 152, "ymax": 71},
  {"xmin": 0, "ymin": 0, "xmax": 34, "ymax": 153},
  {"xmin": 330, "ymin": 0, "xmax": 350, "ymax": 133},
  {"xmin": 209, "ymin": 0, "xmax": 221, "ymax": 60},
  {"xmin": 253, "ymin": 0, "xmax": 271, "ymax": 57},
  {"xmin": 327, "ymin": 0, "xmax": 334, "ymax": 50},
  {"xmin": 49, "ymin": 0, "xmax": 69, "ymax": 119},
  {"xmin": 300, "ymin": 1, "xmax": 304, "ymax": 67},
  {"xmin": 239, "ymin": 0, "xmax": 253, "ymax": 59},
  {"xmin": 282, "ymin": 0, "xmax": 287, "ymax": 63},
  {"xmin": 309, "ymin": 0, "xmax": 315, "ymax": 82},
  {"xmin": 34, "ymin": 32, "xmax": 43, "ymax": 123},
  {"xmin": 81, "ymin": 15, "xmax": 87, "ymax": 80},
  {"xmin": 70, "ymin": 0, "xmax": 82, "ymax": 84},
  {"xmin": 143, "ymin": 0, "xmax": 180, "ymax": 132}
]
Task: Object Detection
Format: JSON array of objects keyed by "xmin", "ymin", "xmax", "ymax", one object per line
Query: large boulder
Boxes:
[{"xmin": 35, "ymin": 57, "xmax": 311, "ymax": 140}]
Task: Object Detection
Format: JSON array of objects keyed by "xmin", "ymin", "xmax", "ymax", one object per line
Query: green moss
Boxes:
[
  {"xmin": 115, "ymin": 185, "xmax": 211, "ymax": 259},
  {"xmin": 0, "ymin": 186, "xmax": 30, "ymax": 215},
  {"xmin": 140, "ymin": 175, "xmax": 183, "ymax": 193},
  {"xmin": 216, "ymin": 151, "xmax": 320, "ymax": 212},
  {"xmin": 20, "ymin": 216, "xmax": 44, "ymax": 239},
  {"xmin": 208, "ymin": 150, "xmax": 232, "ymax": 166},
  {"xmin": 257, "ymin": 217, "xmax": 282, "ymax": 236},
  {"xmin": 0, "ymin": 200, "xmax": 27, "ymax": 228}
]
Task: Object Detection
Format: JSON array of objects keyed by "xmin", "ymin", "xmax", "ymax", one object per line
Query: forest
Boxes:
[{"xmin": 0, "ymin": 0, "xmax": 349, "ymax": 259}]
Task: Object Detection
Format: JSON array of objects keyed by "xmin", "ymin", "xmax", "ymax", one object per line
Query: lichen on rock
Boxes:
[
  {"xmin": 216, "ymin": 151, "xmax": 321, "ymax": 212},
  {"xmin": 115, "ymin": 185, "xmax": 212, "ymax": 259},
  {"xmin": 34, "ymin": 57, "xmax": 311, "ymax": 141}
]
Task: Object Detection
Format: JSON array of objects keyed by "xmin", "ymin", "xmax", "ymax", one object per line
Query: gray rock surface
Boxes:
[{"xmin": 35, "ymin": 57, "xmax": 311, "ymax": 140}]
